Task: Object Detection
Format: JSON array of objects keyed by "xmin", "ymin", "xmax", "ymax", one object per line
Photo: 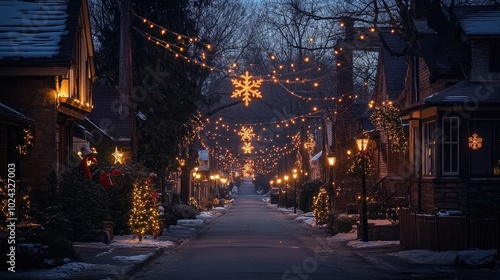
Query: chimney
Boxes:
[{"xmin": 411, "ymin": 0, "xmax": 430, "ymax": 19}]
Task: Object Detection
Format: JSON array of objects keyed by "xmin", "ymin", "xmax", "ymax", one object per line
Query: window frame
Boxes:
[
  {"xmin": 489, "ymin": 43, "xmax": 500, "ymax": 73},
  {"xmin": 442, "ymin": 117, "xmax": 460, "ymax": 176},
  {"xmin": 422, "ymin": 121, "xmax": 437, "ymax": 177}
]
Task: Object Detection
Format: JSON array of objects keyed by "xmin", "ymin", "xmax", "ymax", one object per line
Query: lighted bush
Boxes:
[{"xmin": 299, "ymin": 179, "xmax": 323, "ymax": 213}]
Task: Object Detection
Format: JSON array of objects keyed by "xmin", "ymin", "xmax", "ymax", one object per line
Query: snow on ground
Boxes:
[
  {"xmin": 265, "ymin": 197, "xmax": 499, "ymax": 268},
  {"xmin": 74, "ymin": 234, "xmax": 175, "ymax": 248}
]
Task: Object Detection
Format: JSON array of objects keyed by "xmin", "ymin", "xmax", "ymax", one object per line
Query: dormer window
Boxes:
[{"xmin": 489, "ymin": 43, "xmax": 500, "ymax": 72}]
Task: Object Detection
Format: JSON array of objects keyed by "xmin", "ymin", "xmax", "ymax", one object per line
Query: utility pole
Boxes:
[{"xmin": 119, "ymin": 0, "xmax": 136, "ymax": 162}]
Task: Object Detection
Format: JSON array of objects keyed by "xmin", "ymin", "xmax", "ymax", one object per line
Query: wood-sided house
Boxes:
[
  {"xmin": 368, "ymin": 28, "xmax": 410, "ymax": 212},
  {"xmin": 0, "ymin": 0, "xmax": 96, "ymax": 191},
  {"xmin": 398, "ymin": 4, "xmax": 500, "ymax": 215}
]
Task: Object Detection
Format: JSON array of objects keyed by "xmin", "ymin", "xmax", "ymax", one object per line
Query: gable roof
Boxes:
[
  {"xmin": 416, "ymin": 27, "xmax": 465, "ymax": 81},
  {"xmin": 0, "ymin": 0, "xmax": 84, "ymax": 67},
  {"xmin": 453, "ymin": 4, "xmax": 500, "ymax": 37},
  {"xmin": 378, "ymin": 29, "xmax": 407, "ymax": 101},
  {"xmin": 424, "ymin": 80, "xmax": 500, "ymax": 105},
  {"xmin": 0, "ymin": 101, "xmax": 34, "ymax": 126},
  {"xmin": 87, "ymin": 83, "xmax": 133, "ymax": 142}
]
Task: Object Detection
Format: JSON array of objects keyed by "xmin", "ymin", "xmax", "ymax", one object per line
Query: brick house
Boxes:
[
  {"xmin": 0, "ymin": 0, "xmax": 96, "ymax": 192},
  {"xmin": 395, "ymin": 4, "xmax": 500, "ymax": 214}
]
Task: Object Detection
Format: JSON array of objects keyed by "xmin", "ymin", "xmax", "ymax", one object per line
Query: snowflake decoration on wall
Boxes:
[
  {"xmin": 231, "ymin": 71, "xmax": 263, "ymax": 106},
  {"xmin": 468, "ymin": 133, "xmax": 483, "ymax": 150},
  {"xmin": 238, "ymin": 126, "xmax": 255, "ymax": 141},
  {"xmin": 241, "ymin": 142, "xmax": 254, "ymax": 154}
]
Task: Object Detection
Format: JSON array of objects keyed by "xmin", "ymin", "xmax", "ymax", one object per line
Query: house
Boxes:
[
  {"xmin": 398, "ymin": 3, "xmax": 500, "ymax": 214},
  {"xmin": 367, "ymin": 28, "xmax": 411, "ymax": 212},
  {"xmin": 0, "ymin": 102, "xmax": 34, "ymax": 180},
  {"xmin": 0, "ymin": 0, "xmax": 96, "ymax": 193}
]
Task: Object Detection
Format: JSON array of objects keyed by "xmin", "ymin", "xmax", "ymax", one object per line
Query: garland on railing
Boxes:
[{"xmin": 369, "ymin": 105, "xmax": 408, "ymax": 153}]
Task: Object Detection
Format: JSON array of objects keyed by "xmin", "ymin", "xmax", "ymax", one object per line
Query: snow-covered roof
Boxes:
[
  {"xmin": 0, "ymin": 0, "xmax": 68, "ymax": 59},
  {"xmin": 454, "ymin": 5, "xmax": 500, "ymax": 37},
  {"xmin": 0, "ymin": 101, "xmax": 33, "ymax": 125},
  {"xmin": 311, "ymin": 150, "xmax": 322, "ymax": 162},
  {"xmin": 0, "ymin": 0, "xmax": 86, "ymax": 66}
]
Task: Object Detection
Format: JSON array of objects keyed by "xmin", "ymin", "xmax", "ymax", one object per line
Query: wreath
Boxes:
[{"xmin": 369, "ymin": 105, "xmax": 408, "ymax": 153}]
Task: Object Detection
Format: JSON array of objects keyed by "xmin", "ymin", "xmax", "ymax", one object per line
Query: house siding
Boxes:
[
  {"xmin": 471, "ymin": 41, "xmax": 500, "ymax": 81},
  {"xmin": 0, "ymin": 76, "xmax": 58, "ymax": 189}
]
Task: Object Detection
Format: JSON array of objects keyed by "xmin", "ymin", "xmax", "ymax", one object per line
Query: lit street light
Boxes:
[
  {"xmin": 293, "ymin": 169, "xmax": 298, "ymax": 214},
  {"xmin": 284, "ymin": 175, "xmax": 289, "ymax": 208},
  {"xmin": 356, "ymin": 135, "xmax": 369, "ymax": 242},
  {"xmin": 327, "ymin": 153, "xmax": 336, "ymax": 213}
]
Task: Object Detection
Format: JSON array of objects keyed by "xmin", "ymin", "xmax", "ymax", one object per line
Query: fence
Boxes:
[{"xmin": 399, "ymin": 209, "xmax": 500, "ymax": 251}]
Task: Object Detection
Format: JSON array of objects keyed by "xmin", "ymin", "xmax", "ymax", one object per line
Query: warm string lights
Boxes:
[
  {"xmin": 134, "ymin": 13, "xmax": 341, "ymax": 100},
  {"xmin": 134, "ymin": 14, "xmax": 388, "ymax": 175},
  {"xmin": 369, "ymin": 104, "xmax": 408, "ymax": 153},
  {"xmin": 16, "ymin": 127, "xmax": 34, "ymax": 155},
  {"xmin": 133, "ymin": 11, "xmax": 212, "ymax": 50},
  {"xmin": 128, "ymin": 181, "xmax": 161, "ymax": 241}
]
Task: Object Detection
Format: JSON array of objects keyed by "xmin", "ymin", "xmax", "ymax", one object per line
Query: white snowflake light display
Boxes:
[
  {"xmin": 238, "ymin": 126, "xmax": 255, "ymax": 142},
  {"xmin": 231, "ymin": 71, "xmax": 263, "ymax": 106},
  {"xmin": 468, "ymin": 133, "xmax": 483, "ymax": 150}
]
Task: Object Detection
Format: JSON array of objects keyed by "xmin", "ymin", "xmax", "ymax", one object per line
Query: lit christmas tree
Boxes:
[
  {"xmin": 313, "ymin": 187, "xmax": 330, "ymax": 225},
  {"xmin": 128, "ymin": 181, "xmax": 161, "ymax": 241}
]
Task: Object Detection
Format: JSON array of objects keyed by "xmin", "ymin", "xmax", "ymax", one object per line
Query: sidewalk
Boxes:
[
  {"xmin": 0, "ymin": 208, "xmax": 225, "ymax": 280},
  {"xmin": 271, "ymin": 201, "xmax": 500, "ymax": 279}
]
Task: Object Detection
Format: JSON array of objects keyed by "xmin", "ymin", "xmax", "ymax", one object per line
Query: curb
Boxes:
[{"xmin": 116, "ymin": 247, "xmax": 165, "ymax": 280}]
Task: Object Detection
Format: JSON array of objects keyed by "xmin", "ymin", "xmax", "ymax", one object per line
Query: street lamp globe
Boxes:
[
  {"xmin": 327, "ymin": 154, "xmax": 336, "ymax": 166},
  {"xmin": 356, "ymin": 136, "xmax": 369, "ymax": 152}
]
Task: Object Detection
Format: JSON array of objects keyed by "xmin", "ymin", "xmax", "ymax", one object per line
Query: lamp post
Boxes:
[
  {"xmin": 293, "ymin": 169, "xmax": 298, "ymax": 214},
  {"xmin": 356, "ymin": 136, "xmax": 369, "ymax": 242},
  {"xmin": 210, "ymin": 175, "xmax": 215, "ymax": 199},
  {"xmin": 327, "ymin": 154, "xmax": 336, "ymax": 213},
  {"xmin": 192, "ymin": 168, "xmax": 198, "ymax": 202},
  {"xmin": 284, "ymin": 175, "xmax": 289, "ymax": 208},
  {"xmin": 215, "ymin": 174, "xmax": 220, "ymax": 198},
  {"xmin": 277, "ymin": 178, "xmax": 282, "ymax": 207}
]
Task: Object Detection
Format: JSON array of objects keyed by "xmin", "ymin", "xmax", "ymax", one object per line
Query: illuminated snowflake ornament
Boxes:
[
  {"xmin": 238, "ymin": 126, "xmax": 255, "ymax": 141},
  {"xmin": 231, "ymin": 71, "xmax": 263, "ymax": 106},
  {"xmin": 468, "ymin": 133, "xmax": 483, "ymax": 150},
  {"xmin": 243, "ymin": 161, "xmax": 254, "ymax": 177},
  {"xmin": 241, "ymin": 142, "xmax": 254, "ymax": 154}
]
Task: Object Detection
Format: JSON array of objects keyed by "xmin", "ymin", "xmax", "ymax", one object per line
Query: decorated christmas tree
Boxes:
[
  {"xmin": 128, "ymin": 181, "xmax": 161, "ymax": 241},
  {"xmin": 313, "ymin": 186, "xmax": 330, "ymax": 225}
]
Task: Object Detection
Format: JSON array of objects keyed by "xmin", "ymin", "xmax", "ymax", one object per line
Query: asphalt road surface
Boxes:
[{"xmin": 128, "ymin": 193, "xmax": 399, "ymax": 280}]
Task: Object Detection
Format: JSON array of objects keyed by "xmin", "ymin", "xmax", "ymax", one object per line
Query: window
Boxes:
[
  {"xmin": 423, "ymin": 121, "xmax": 436, "ymax": 176},
  {"xmin": 413, "ymin": 127, "xmax": 421, "ymax": 177},
  {"xmin": 442, "ymin": 117, "xmax": 459, "ymax": 175},
  {"xmin": 489, "ymin": 43, "xmax": 500, "ymax": 72},
  {"xmin": 470, "ymin": 120, "xmax": 500, "ymax": 177}
]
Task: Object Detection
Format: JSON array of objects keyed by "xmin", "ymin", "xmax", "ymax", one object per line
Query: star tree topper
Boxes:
[
  {"xmin": 231, "ymin": 71, "xmax": 263, "ymax": 106},
  {"xmin": 238, "ymin": 126, "xmax": 255, "ymax": 142}
]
